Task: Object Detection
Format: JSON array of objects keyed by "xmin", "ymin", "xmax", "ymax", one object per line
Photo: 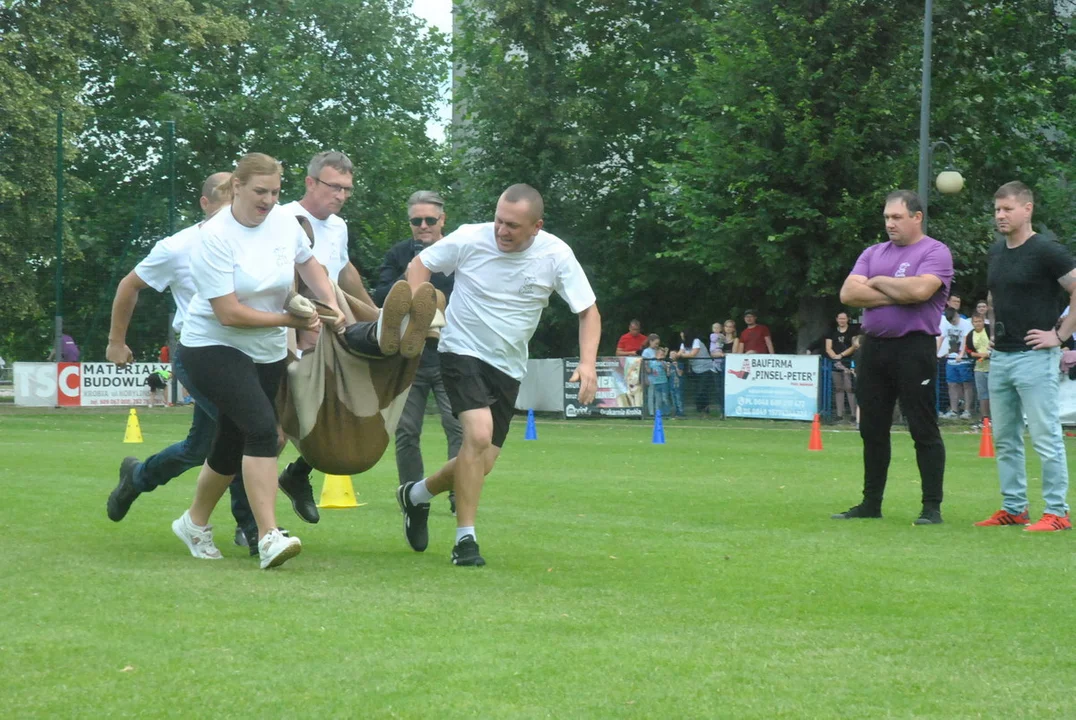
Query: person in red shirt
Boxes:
[
  {"xmin": 739, "ymin": 310, "xmax": 774, "ymax": 354},
  {"xmin": 616, "ymin": 319, "xmax": 647, "ymax": 356},
  {"xmin": 159, "ymin": 344, "xmax": 171, "ymax": 363}
]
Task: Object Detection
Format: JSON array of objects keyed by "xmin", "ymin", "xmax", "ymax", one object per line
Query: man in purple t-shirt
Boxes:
[{"xmin": 833, "ymin": 189, "xmax": 954, "ymax": 525}]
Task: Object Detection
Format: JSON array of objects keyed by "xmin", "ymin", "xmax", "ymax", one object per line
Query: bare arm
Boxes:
[
  {"xmin": 107, "ymin": 271, "xmax": 152, "ymax": 365},
  {"xmin": 405, "ymin": 254, "xmax": 432, "ymax": 294},
  {"xmin": 1026, "ymin": 270, "xmax": 1076, "ymax": 349},
  {"xmin": 825, "ymin": 338, "xmax": 837, "ymax": 360},
  {"xmin": 570, "ymin": 304, "xmax": 601, "ymax": 404},
  {"xmin": 764, "ymin": 334, "xmax": 775, "ymax": 354},
  {"xmin": 987, "ymin": 292, "xmax": 996, "ymax": 342},
  {"xmin": 209, "ymin": 293, "xmax": 319, "ymax": 332},
  {"xmin": 866, "ymin": 274, "xmax": 942, "ymax": 305},
  {"xmin": 337, "ymin": 262, "xmax": 374, "ymax": 308},
  {"xmin": 680, "ymin": 345, "xmax": 700, "ymax": 359},
  {"xmin": 615, "ymin": 345, "xmax": 635, "ymax": 357},
  {"xmin": 840, "ymin": 274, "xmax": 895, "ymax": 308},
  {"xmin": 297, "ymin": 257, "xmax": 346, "ymax": 331}
]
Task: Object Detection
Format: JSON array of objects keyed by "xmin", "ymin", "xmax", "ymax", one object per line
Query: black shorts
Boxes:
[
  {"xmin": 439, "ymin": 352, "xmax": 521, "ymax": 448},
  {"xmin": 146, "ymin": 374, "xmax": 167, "ymax": 391}
]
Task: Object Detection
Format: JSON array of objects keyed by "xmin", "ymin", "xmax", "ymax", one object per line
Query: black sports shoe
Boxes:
[
  {"xmin": 278, "ymin": 462, "xmax": 320, "ymax": 524},
  {"xmin": 449, "ymin": 491, "xmax": 456, "ymax": 516},
  {"xmin": 396, "ymin": 481, "xmax": 430, "ymax": 552},
  {"xmin": 831, "ymin": 504, "xmax": 883, "ymax": 520},
  {"xmin": 913, "ymin": 507, "xmax": 944, "ymax": 525},
  {"xmin": 451, "ymin": 534, "xmax": 486, "ymax": 567},
  {"xmin": 107, "ymin": 456, "xmax": 142, "ymax": 522}
]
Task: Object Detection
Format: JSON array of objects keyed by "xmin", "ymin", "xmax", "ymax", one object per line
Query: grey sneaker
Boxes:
[
  {"xmin": 172, "ymin": 510, "xmax": 223, "ymax": 560},
  {"xmin": 451, "ymin": 534, "xmax": 486, "ymax": 567},
  {"xmin": 913, "ymin": 507, "xmax": 944, "ymax": 525},
  {"xmin": 396, "ymin": 481, "xmax": 430, "ymax": 552},
  {"xmin": 107, "ymin": 456, "xmax": 142, "ymax": 522}
]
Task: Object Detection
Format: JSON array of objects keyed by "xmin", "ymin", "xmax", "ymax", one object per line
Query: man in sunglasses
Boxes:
[
  {"xmin": 275, "ymin": 150, "xmax": 378, "ymax": 524},
  {"xmin": 374, "ymin": 191, "xmax": 462, "ymax": 515}
]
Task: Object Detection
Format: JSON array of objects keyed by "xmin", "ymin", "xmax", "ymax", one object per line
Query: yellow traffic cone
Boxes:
[
  {"xmin": 317, "ymin": 473, "xmax": 365, "ymax": 509},
  {"xmin": 123, "ymin": 408, "xmax": 143, "ymax": 444}
]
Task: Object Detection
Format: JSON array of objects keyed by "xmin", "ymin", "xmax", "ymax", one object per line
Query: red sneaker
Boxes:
[
  {"xmin": 974, "ymin": 509, "xmax": 1030, "ymax": 527},
  {"xmin": 1024, "ymin": 513, "xmax": 1072, "ymax": 532}
]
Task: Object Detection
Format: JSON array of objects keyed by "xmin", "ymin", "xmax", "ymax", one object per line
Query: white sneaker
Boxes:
[
  {"xmin": 939, "ymin": 411, "xmax": 956, "ymax": 419},
  {"xmin": 171, "ymin": 510, "xmax": 223, "ymax": 560},
  {"xmin": 258, "ymin": 528, "xmax": 302, "ymax": 569},
  {"xmin": 960, "ymin": 411, "xmax": 971, "ymax": 420}
]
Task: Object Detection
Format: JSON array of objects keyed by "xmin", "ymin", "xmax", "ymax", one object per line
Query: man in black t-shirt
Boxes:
[
  {"xmin": 975, "ymin": 181, "xmax": 1076, "ymax": 532},
  {"xmin": 824, "ymin": 311, "xmax": 859, "ymax": 422},
  {"xmin": 374, "ymin": 190, "xmax": 461, "ymax": 515}
]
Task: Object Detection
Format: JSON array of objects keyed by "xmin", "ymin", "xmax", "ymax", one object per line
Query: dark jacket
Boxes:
[{"xmin": 372, "ymin": 238, "xmax": 455, "ymax": 306}]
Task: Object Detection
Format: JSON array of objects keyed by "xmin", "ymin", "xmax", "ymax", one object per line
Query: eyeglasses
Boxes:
[
  {"xmin": 314, "ymin": 177, "xmax": 353, "ymax": 195},
  {"xmin": 410, "ymin": 216, "xmax": 441, "ymax": 227}
]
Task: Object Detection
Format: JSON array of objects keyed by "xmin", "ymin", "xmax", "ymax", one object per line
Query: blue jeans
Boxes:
[
  {"xmin": 134, "ymin": 352, "xmax": 255, "ymax": 530},
  {"xmin": 647, "ymin": 382, "xmax": 670, "ymax": 416},
  {"xmin": 988, "ymin": 348, "xmax": 1069, "ymax": 516}
]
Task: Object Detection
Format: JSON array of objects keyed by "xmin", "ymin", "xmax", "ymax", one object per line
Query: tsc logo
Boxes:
[{"xmin": 14, "ymin": 363, "xmax": 80, "ymax": 407}]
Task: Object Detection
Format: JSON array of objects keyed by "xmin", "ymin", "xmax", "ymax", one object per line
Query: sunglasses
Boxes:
[{"xmin": 410, "ymin": 216, "xmax": 441, "ymax": 227}]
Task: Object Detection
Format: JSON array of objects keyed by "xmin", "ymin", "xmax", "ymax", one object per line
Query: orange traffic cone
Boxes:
[
  {"xmin": 808, "ymin": 413, "xmax": 823, "ymax": 451},
  {"xmin": 979, "ymin": 418, "xmax": 995, "ymax": 458}
]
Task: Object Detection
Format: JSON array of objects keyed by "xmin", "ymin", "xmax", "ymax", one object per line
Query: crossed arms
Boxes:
[{"xmin": 839, "ymin": 274, "xmax": 942, "ymax": 308}]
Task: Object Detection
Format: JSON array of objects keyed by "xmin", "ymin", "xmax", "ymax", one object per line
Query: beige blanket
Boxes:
[{"xmin": 276, "ymin": 284, "xmax": 431, "ymax": 475}]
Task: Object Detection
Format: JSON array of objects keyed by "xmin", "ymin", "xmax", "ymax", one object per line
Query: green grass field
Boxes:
[{"xmin": 1, "ymin": 407, "xmax": 1073, "ymax": 718}]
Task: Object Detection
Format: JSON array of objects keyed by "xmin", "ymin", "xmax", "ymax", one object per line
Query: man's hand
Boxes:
[
  {"xmin": 570, "ymin": 362, "xmax": 598, "ymax": 405},
  {"xmin": 106, "ymin": 341, "xmax": 134, "ymax": 366},
  {"xmin": 286, "ymin": 313, "xmax": 322, "ymax": 333},
  {"xmin": 1025, "ymin": 328, "xmax": 1062, "ymax": 351}
]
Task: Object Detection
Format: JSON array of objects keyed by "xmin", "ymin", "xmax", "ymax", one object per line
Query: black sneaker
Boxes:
[
  {"xmin": 107, "ymin": 456, "xmax": 142, "ymax": 522},
  {"xmin": 451, "ymin": 534, "xmax": 486, "ymax": 567},
  {"xmin": 278, "ymin": 462, "xmax": 320, "ymax": 524},
  {"xmin": 913, "ymin": 507, "xmax": 944, "ymax": 525},
  {"xmin": 449, "ymin": 491, "xmax": 456, "ymax": 517},
  {"xmin": 396, "ymin": 481, "xmax": 430, "ymax": 552},
  {"xmin": 831, "ymin": 504, "xmax": 883, "ymax": 520}
]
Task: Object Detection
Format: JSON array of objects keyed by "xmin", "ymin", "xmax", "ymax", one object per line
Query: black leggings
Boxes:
[{"xmin": 177, "ymin": 344, "xmax": 285, "ymax": 475}]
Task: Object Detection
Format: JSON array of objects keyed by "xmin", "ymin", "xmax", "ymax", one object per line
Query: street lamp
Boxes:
[{"xmin": 916, "ymin": 0, "xmax": 964, "ymax": 231}]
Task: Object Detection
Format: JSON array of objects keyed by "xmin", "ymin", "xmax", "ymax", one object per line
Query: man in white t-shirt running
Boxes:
[
  {"xmin": 104, "ymin": 172, "xmax": 261, "ymax": 548},
  {"xmin": 276, "ymin": 150, "xmax": 379, "ymax": 522},
  {"xmin": 397, "ymin": 184, "xmax": 601, "ymax": 566}
]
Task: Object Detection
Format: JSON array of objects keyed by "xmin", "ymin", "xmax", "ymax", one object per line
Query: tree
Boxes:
[
  {"xmin": 451, "ymin": 0, "xmax": 719, "ymax": 356},
  {"xmin": 658, "ymin": 1, "xmax": 1076, "ymax": 347},
  {"xmin": 1, "ymin": 0, "xmax": 452, "ymax": 362}
]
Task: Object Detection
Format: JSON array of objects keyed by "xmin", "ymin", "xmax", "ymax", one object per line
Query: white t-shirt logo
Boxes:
[
  {"xmin": 274, "ymin": 247, "xmax": 290, "ymax": 267},
  {"xmin": 894, "ymin": 262, "xmax": 910, "ymax": 278},
  {"xmin": 520, "ymin": 274, "xmax": 538, "ymax": 296}
]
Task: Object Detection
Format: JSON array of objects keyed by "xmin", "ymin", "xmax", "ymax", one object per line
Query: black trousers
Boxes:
[
  {"xmin": 856, "ymin": 333, "xmax": 945, "ymax": 510},
  {"xmin": 177, "ymin": 344, "xmax": 286, "ymax": 475}
]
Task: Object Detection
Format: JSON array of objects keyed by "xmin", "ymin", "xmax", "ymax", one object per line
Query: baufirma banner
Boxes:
[
  {"xmin": 14, "ymin": 363, "xmax": 172, "ymax": 407},
  {"xmin": 723, "ymin": 354, "xmax": 820, "ymax": 421}
]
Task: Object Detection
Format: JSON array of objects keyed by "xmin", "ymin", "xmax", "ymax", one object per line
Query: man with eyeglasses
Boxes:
[
  {"xmin": 276, "ymin": 150, "xmax": 377, "ymax": 522},
  {"xmin": 374, "ymin": 190, "xmax": 462, "ymax": 515}
]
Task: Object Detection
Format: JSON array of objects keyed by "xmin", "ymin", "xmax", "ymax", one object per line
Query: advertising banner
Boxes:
[
  {"xmin": 563, "ymin": 356, "xmax": 644, "ymax": 419},
  {"xmin": 14, "ymin": 362, "xmax": 172, "ymax": 407},
  {"xmin": 723, "ymin": 354, "xmax": 819, "ymax": 421}
]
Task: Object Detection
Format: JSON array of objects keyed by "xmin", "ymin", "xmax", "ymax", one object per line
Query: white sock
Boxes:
[
  {"xmin": 409, "ymin": 478, "xmax": 434, "ymax": 505},
  {"xmin": 456, "ymin": 526, "xmax": 475, "ymax": 543}
]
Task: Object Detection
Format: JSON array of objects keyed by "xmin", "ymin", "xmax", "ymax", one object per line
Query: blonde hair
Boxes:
[
  {"xmin": 216, "ymin": 152, "xmax": 283, "ymax": 201},
  {"xmin": 723, "ymin": 319, "xmax": 738, "ymax": 339}
]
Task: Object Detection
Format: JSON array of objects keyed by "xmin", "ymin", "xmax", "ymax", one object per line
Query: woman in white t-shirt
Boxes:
[{"xmin": 174, "ymin": 152, "xmax": 343, "ymax": 570}]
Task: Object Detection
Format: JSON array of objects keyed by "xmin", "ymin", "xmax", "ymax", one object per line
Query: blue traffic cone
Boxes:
[
  {"xmin": 652, "ymin": 410, "xmax": 666, "ymax": 445},
  {"xmin": 524, "ymin": 409, "xmax": 538, "ymax": 440}
]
